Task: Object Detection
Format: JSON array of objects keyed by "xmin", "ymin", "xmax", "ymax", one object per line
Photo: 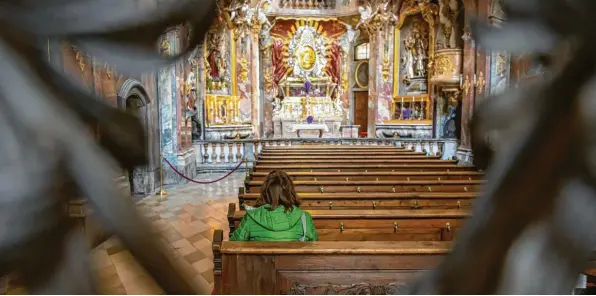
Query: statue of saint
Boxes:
[
  {"xmin": 412, "ymin": 28, "xmax": 428, "ymax": 77},
  {"xmin": 402, "ymin": 36, "xmax": 416, "ymax": 82}
]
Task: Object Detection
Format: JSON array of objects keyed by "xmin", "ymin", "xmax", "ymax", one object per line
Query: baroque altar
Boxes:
[
  {"xmin": 270, "ymin": 22, "xmax": 346, "ymax": 138},
  {"xmin": 273, "ymin": 77, "xmax": 343, "ymax": 138}
]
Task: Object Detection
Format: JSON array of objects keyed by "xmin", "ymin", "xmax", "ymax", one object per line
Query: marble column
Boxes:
[
  {"xmin": 159, "ymin": 28, "xmax": 197, "ymax": 185},
  {"xmin": 250, "ymin": 30, "xmax": 261, "ymax": 138},
  {"xmin": 367, "ymin": 30, "xmax": 379, "ymax": 138},
  {"xmin": 456, "ymin": 0, "xmax": 480, "ymax": 163},
  {"xmin": 236, "ymin": 34, "xmax": 253, "ymax": 126}
]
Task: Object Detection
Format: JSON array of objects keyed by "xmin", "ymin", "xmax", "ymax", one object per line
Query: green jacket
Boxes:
[{"xmin": 230, "ymin": 204, "xmax": 318, "ymax": 242}]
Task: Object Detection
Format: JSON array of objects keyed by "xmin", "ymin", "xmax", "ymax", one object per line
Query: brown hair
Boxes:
[{"xmin": 256, "ymin": 170, "xmax": 300, "ymax": 212}]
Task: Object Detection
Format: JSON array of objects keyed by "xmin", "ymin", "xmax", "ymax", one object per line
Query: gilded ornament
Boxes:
[
  {"xmin": 105, "ymin": 63, "xmax": 112, "ymax": 79},
  {"xmin": 475, "ymin": 71, "xmax": 486, "ymax": 95},
  {"xmin": 434, "ymin": 55, "xmax": 454, "ymax": 75},
  {"xmin": 461, "ymin": 75, "xmax": 471, "ymax": 96},
  {"xmin": 160, "ymin": 38, "xmax": 171, "ymax": 56},
  {"xmin": 239, "ymin": 57, "xmax": 249, "ymax": 82},
  {"xmin": 297, "ymin": 46, "xmax": 316, "ymax": 70},
  {"xmin": 381, "ymin": 54, "xmax": 391, "ymax": 82},
  {"xmin": 73, "ymin": 48, "xmax": 85, "ymax": 72},
  {"xmin": 264, "ymin": 68, "xmax": 272, "ymax": 91}
]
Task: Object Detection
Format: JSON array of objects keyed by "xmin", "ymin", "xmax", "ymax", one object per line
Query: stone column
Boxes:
[
  {"xmin": 367, "ymin": 30, "xmax": 379, "ymax": 138},
  {"xmin": 250, "ymin": 27, "xmax": 261, "ymax": 138},
  {"xmin": 236, "ymin": 34, "xmax": 253, "ymax": 126},
  {"xmin": 456, "ymin": 0, "xmax": 480, "ymax": 163}
]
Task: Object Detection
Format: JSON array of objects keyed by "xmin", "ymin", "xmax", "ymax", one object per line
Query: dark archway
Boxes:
[{"xmin": 117, "ymin": 79, "xmax": 152, "ymax": 196}]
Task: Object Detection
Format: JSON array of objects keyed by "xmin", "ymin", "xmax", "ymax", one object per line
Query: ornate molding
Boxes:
[{"xmin": 288, "ymin": 282, "xmax": 405, "ymax": 295}]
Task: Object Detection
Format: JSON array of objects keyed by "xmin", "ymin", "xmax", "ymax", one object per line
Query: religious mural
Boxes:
[{"xmin": 490, "ymin": 51, "xmax": 511, "ymax": 95}]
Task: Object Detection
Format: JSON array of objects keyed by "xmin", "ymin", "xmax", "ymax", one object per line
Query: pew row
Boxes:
[
  {"xmin": 248, "ymin": 170, "xmax": 484, "ymax": 181},
  {"xmin": 257, "ymin": 159, "xmax": 456, "ymax": 165},
  {"xmin": 253, "ymin": 164, "xmax": 475, "ymax": 172},
  {"xmin": 212, "ymin": 229, "xmax": 450, "ymax": 294},
  {"xmin": 238, "ymin": 188, "xmax": 477, "ymax": 210},
  {"xmin": 227, "ymin": 203, "xmax": 468, "ymax": 241},
  {"xmin": 258, "ymin": 155, "xmax": 442, "ymax": 160},
  {"xmin": 244, "ymin": 179, "xmax": 484, "ymax": 193}
]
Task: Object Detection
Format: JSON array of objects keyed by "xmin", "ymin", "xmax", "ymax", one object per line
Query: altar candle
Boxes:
[{"xmin": 459, "ymin": 74, "xmax": 463, "ymax": 87}]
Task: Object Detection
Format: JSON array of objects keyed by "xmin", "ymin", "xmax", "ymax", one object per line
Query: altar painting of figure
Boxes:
[
  {"xmin": 205, "ymin": 28, "xmax": 231, "ymax": 95},
  {"xmin": 490, "ymin": 51, "xmax": 511, "ymax": 95}
]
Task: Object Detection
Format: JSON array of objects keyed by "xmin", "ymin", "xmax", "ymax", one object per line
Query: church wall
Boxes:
[
  {"xmin": 61, "ymin": 43, "xmax": 163, "ymax": 194},
  {"xmin": 159, "ymin": 27, "xmax": 198, "ymax": 185}
]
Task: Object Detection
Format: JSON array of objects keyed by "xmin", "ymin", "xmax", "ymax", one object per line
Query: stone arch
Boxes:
[{"xmin": 117, "ymin": 79, "xmax": 154, "ymax": 196}]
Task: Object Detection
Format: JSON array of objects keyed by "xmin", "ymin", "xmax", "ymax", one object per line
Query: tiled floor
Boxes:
[
  {"xmin": 4, "ymin": 172, "xmax": 245, "ymax": 295},
  {"xmin": 92, "ymin": 172, "xmax": 244, "ymax": 294}
]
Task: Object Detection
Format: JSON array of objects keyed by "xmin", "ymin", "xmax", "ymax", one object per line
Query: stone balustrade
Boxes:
[{"xmin": 193, "ymin": 138, "xmax": 459, "ymax": 171}]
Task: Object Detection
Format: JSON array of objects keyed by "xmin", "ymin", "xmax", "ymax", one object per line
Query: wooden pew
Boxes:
[
  {"xmin": 238, "ymin": 188, "xmax": 477, "ymax": 210},
  {"xmin": 244, "ymin": 179, "xmax": 484, "ymax": 193},
  {"xmin": 227, "ymin": 203, "xmax": 468, "ymax": 241},
  {"xmin": 254, "ymin": 164, "xmax": 475, "ymax": 172},
  {"xmin": 249, "ymin": 171, "xmax": 484, "ymax": 181},
  {"xmin": 259, "ymin": 155, "xmax": 442, "ymax": 160},
  {"xmin": 212, "ymin": 229, "xmax": 451, "ymax": 294},
  {"xmin": 257, "ymin": 159, "xmax": 455, "ymax": 165}
]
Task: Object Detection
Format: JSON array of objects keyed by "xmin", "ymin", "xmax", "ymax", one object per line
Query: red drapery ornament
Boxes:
[
  {"xmin": 325, "ymin": 40, "xmax": 341, "ymax": 85},
  {"xmin": 271, "ymin": 39, "xmax": 288, "ymax": 91}
]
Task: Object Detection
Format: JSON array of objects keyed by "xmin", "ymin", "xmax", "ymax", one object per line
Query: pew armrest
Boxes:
[
  {"xmin": 212, "ymin": 230, "xmax": 224, "ymax": 295},
  {"xmin": 227, "ymin": 203, "xmax": 237, "ymax": 236}
]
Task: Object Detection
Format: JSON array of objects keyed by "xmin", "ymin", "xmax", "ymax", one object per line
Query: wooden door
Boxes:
[{"xmin": 353, "ymin": 91, "xmax": 368, "ymax": 136}]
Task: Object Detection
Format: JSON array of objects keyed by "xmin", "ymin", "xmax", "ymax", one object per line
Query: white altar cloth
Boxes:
[{"xmin": 291, "ymin": 124, "xmax": 329, "ymax": 132}]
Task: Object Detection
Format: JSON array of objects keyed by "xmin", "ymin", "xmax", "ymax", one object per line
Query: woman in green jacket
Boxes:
[{"xmin": 230, "ymin": 170, "xmax": 318, "ymax": 241}]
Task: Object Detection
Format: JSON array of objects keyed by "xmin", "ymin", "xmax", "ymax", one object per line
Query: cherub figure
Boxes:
[{"xmin": 355, "ymin": 2, "xmax": 373, "ymax": 30}]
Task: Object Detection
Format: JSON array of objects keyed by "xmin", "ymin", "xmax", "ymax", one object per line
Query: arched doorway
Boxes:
[{"xmin": 117, "ymin": 79, "xmax": 153, "ymax": 196}]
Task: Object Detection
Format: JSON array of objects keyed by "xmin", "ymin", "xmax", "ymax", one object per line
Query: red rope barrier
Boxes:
[{"xmin": 162, "ymin": 157, "xmax": 244, "ymax": 184}]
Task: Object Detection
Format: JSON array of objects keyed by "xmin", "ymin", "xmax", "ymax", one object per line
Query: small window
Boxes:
[{"xmin": 355, "ymin": 42, "xmax": 369, "ymax": 60}]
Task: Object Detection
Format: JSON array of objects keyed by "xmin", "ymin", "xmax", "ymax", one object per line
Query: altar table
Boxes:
[{"xmin": 291, "ymin": 124, "xmax": 329, "ymax": 138}]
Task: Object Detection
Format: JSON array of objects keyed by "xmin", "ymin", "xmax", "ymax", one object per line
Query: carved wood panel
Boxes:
[{"xmin": 277, "ymin": 270, "xmax": 426, "ymax": 294}]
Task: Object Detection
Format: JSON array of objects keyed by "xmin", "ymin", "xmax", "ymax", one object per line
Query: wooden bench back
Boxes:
[
  {"xmin": 249, "ymin": 171, "xmax": 484, "ymax": 181},
  {"xmin": 227, "ymin": 203, "xmax": 468, "ymax": 242},
  {"xmin": 258, "ymin": 155, "xmax": 442, "ymax": 160},
  {"xmin": 238, "ymin": 188, "xmax": 478, "ymax": 210},
  {"xmin": 212, "ymin": 229, "xmax": 451, "ymax": 294},
  {"xmin": 257, "ymin": 159, "xmax": 456, "ymax": 165},
  {"xmin": 254, "ymin": 164, "xmax": 476, "ymax": 172},
  {"xmin": 244, "ymin": 179, "xmax": 484, "ymax": 194},
  {"xmin": 260, "ymin": 151, "xmax": 425, "ymax": 156}
]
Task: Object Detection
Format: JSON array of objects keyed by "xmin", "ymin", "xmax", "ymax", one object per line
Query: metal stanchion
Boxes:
[{"xmin": 157, "ymin": 154, "xmax": 167, "ymax": 198}]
